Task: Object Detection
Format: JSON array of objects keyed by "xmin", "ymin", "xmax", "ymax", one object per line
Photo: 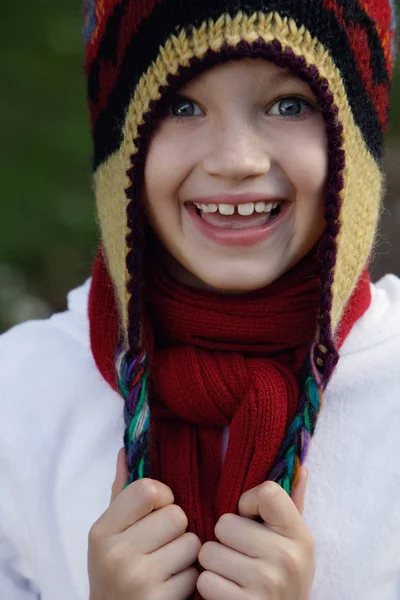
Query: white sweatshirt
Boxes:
[{"xmin": 0, "ymin": 274, "xmax": 399, "ymax": 600}]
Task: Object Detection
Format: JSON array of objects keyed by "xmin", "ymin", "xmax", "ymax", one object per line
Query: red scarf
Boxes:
[{"xmin": 89, "ymin": 246, "xmax": 371, "ymax": 545}]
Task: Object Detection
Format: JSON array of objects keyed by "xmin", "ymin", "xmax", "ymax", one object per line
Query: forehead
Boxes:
[{"xmin": 178, "ymin": 58, "xmax": 311, "ymax": 92}]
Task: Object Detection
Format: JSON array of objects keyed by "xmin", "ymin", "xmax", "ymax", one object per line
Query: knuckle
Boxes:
[
  {"xmin": 304, "ymin": 531, "xmax": 316, "ymax": 553},
  {"xmin": 166, "ymin": 504, "xmax": 188, "ymax": 531},
  {"xmin": 186, "ymin": 566, "xmax": 200, "ymax": 591},
  {"xmin": 150, "ymin": 569, "xmax": 197, "ymax": 600},
  {"xmin": 95, "ymin": 542, "xmax": 130, "ymax": 584},
  {"xmin": 128, "ymin": 560, "xmax": 153, "ymax": 590},
  {"xmin": 181, "ymin": 566, "xmax": 199, "ymax": 593},
  {"xmin": 88, "ymin": 521, "xmax": 105, "ymax": 547},
  {"xmin": 187, "ymin": 565, "xmax": 200, "ymax": 577},
  {"xmin": 280, "ymin": 546, "xmax": 303, "ymax": 579},
  {"xmin": 196, "ymin": 570, "xmax": 214, "ymax": 596},
  {"xmin": 257, "ymin": 564, "xmax": 283, "ymax": 595},
  {"xmin": 215, "ymin": 512, "xmax": 233, "ymax": 538},
  {"xmin": 109, "ymin": 545, "xmax": 151, "ymax": 590},
  {"xmin": 103, "ymin": 539, "xmax": 130, "ymax": 570},
  {"xmin": 146, "ymin": 589, "xmax": 167, "ymax": 600},
  {"xmin": 135, "ymin": 478, "xmax": 159, "ymax": 505},
  {"xmin": 197, "ymin": 541, "xmax": 212, "ymax": 564},
  {"xmin": 258, "ymin": 481, "xmax": 279, "ymax": 501},
  {"xmin": 88, "ymin": 532, "xmax": 154, "ymax": 594},
  {"xmin": 182, "ymin": 532, "xmax": 202, "ymax": 552}
]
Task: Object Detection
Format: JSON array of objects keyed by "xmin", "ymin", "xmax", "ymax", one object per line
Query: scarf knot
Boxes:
[{"xmin": 151, "ymin": 346, "xmax": 298, "ymax": 427}]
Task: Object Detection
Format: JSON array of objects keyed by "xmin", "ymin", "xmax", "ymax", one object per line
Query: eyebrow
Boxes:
[
  {"xmin": 177, "ymin": 66, "xmax": 312, "ymax": 101},
  {"xmin": 268, "ymin": 69, "xmax": 306, "ymax": 87}
]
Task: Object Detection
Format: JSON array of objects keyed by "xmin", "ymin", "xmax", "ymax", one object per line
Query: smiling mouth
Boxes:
[{"xmin": 188, "ymin": 200, "xmax": 283, "ymax": 230}]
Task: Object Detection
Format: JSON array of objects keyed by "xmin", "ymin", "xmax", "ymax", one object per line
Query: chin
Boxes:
[{"xmin": 189, "ymin": 263, "xmax": 283, "ymax": 294}]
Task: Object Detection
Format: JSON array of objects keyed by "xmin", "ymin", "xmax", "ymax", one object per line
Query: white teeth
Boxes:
[
  {"xmin": 199, "ymin": 203, "xmax": 218, "ymax": 213},
  {"xmin": 237, "ymin": 203, "xmax": 254, "ymax": 216},
  {"xmin": 193, "ymin": 200, "xmax": 280, "ymax": 215},
  {"xmin": 218, "ymin": 204, "xmax": 235, "ymax": 215}
]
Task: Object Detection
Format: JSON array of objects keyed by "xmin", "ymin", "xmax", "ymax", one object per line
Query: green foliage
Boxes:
[{"xmin": 0, "ymin": 0, "xmax": 97, "ymax": 329}]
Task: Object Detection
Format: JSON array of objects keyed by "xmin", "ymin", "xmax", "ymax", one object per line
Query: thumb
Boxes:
[
  {"xmin": 110, "ymin": 447, "xmax": 130, "ymax": 504},
  {"xmin": 290, "ymin": 466, "xmax": 308, "ymax": 517}
]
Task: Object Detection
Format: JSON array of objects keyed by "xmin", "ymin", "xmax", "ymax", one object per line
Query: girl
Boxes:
[{"xmin": 0, "ymin": 1, "xmax": 399, "ymax": 599}]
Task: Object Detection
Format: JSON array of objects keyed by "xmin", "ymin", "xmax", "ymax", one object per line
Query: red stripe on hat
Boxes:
[{"xmin": 86, "ymin": 0, "xmax": 163, "ymax": 130}]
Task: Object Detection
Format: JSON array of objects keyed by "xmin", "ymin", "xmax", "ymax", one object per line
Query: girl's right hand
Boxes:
[{"xmin": 87, "ymin": 448, "xmax": 201, "ymax": 600}]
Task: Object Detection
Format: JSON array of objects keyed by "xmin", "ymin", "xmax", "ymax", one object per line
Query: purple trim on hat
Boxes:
[{"xmin": 125, "ymin": 39, "xmax": 344, "ymax": 383}]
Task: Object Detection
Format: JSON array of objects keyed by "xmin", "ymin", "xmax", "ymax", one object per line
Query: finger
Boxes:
[
  {"xmin": 197, "ymin": 570, "xmax": 246, "ymax": 600},
  {"xmin": 214, "ymin": 512, "xmax": 283, "ymax": 558},
  {"xmin": 290, "ymin": 467, "xmax": 308, "ymax": 516},
  {"xmin": 198, "ymin": 541, "xmax": 254, "ymax": 588},
  {"xmin": 100, "ymin": 478, "xmax": 174, "ymax": 536},
  {"xmin": 151, "ymin": 532, "xmax": 201, "ymax": 579},
  {"xmin": 110, "ymin": 448, "xmax": 129, "ymax": 504},
  {"xmin": 160, "ymin": 567, "xmax": 199, "ymax": 600},
  {"xmin": 238, "ymin": 480, "xmax": 306, "ymax": 540},
  {"xmin": 122, "ymin": 504, "xmax": 189, "ymax": 554}
]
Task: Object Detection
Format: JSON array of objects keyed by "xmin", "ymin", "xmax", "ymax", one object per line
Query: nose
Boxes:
[{"xmin": 203, "ymin": 120, "xmax": 271, "ymax": 181}]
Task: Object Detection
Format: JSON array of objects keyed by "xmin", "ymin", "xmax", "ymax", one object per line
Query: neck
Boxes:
[{"xmin": 147, "ymin": 232, "xmax": 321, "ymax": 296}]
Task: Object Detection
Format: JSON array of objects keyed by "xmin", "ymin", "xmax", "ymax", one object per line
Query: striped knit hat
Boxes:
[{"xmin": 84, "ymin": 0, "xmax": 397, "ymax": 494}]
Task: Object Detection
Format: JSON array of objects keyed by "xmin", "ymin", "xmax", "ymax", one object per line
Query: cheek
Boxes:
[
  {"xmin": 296, "ymin": 138, "xmax": 327, "ymax": 190},
  {"xmin": 144, "ymin": 136, "xmax": 175, "ymax": 202},
  {"xmin": 142, "ymin": 132, "xmax": 195, "ymax": 238},
  {"xmin": 280, "ymin": 131, "xmax": 328, "ymax": 212},
  {"xmin": 144, "ymin": 129, "xmax": 196, "ymax": 201}
]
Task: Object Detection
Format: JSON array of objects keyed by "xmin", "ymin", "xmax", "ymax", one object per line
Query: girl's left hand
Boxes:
[{"xmin": 197, "ymin": 467, "xmax": 315, "ymax": 600}]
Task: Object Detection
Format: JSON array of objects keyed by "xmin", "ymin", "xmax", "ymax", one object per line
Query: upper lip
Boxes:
[{"xmin": 186, "ymin": 194, "xmax": 286, "ymax": 205}]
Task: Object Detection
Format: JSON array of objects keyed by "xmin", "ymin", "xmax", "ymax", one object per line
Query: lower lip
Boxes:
[{"xmin": 185, "ymin": 202, "xmax": 291, "ymax": 247}]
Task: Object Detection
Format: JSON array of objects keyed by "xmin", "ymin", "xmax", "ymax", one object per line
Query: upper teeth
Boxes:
[{"xmin": 193, "ymin": 201, "xmax": 280, "ymax": 216}]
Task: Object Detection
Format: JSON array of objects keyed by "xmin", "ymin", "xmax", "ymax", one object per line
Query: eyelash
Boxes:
[{"xmin": 167, "ymin": 95, "xmax": 315, "ymax": 123}]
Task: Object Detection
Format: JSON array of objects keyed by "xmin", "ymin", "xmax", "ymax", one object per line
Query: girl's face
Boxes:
[{"xmin": 143, "ymin": 58, "xmax": 327, "ymax": 292}]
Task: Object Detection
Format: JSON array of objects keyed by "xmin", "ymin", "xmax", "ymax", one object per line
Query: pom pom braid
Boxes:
[
  {"xmin": 267, "ymin": 352, "xmax": 324, "ymax": 494},
  {"xmin": 116, "ymin": 344, "xmax": 151, "ymax": 488}
]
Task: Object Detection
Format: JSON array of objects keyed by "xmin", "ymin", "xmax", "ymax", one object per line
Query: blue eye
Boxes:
[
  {"xmin": 168, "ymin": 96, "xmax": 202, "ymax": 119},
  {"xmin": 268, "ymin": 97, "xmax": 311, "ymax": 117}
]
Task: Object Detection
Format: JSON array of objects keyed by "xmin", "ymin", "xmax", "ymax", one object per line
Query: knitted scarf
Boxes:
[{"xmin": 89, "ymin": 244, "xmax": 371, "ymax": 544}]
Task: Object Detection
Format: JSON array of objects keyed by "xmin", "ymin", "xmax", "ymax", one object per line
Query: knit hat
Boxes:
[{"xmin": 84, "ymin": 0, "xmax": 397, "ymax": 495}]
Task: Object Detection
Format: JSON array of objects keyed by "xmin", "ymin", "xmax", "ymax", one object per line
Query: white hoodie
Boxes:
[{"xmin": 0, "ymin": 274, "xmax": 399, "ymax": 600}]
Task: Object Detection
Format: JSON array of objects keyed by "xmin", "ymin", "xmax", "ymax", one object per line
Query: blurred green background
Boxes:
[{"xmin": 0, "ymin": 1, "xmax": 399, "ymax": 332}]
